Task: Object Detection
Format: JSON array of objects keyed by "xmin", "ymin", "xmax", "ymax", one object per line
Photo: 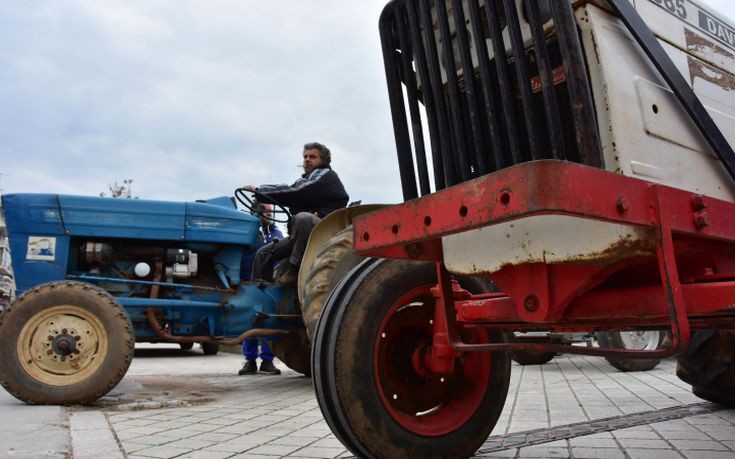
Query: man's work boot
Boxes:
[
  {"xmin": 259, "ymin": 360, "xmax": 281, "ymax": 375},
  {"xmin": 277, "ymin": 266, "xmax": 298, "ymax": 286},
  {"xmin": 238, "ymin": 360, "xmax": 257, "ymax": 375}
]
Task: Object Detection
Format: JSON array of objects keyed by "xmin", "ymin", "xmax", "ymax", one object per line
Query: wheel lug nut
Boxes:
[
  {"xmin": 74, "ymin": 336, "xmax": 81, "ymax": 341},
  {"xmin": 62, "ymin": 328, "xmax": 68, "ymax": 334},
  {"xmin": 73, "ymin": 349, "xmax": 80, "ymax": 355},
  {"xmin": 48, "ymin": 336, "xmax": 54, "ymax": 341},
  {"xmin": 47, "ymin": 350, "xmax": 54, "ymax": 355}
]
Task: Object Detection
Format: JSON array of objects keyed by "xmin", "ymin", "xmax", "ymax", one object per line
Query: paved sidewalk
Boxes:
[{"xmin": 4, "ymin": 344, "xmax": 734, "ymax": 458}]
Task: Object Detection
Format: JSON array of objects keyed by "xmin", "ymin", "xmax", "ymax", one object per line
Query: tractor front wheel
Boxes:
[
  {"xmin": 0, "ymin": 281, "xmax": 134, "ymax": 405},
  {"xmin": 313, "ymin": 259, "xmax": 511, "ymax": 459},
  {"xmin": 512, "ymin": 349, "xmax": 557, "ymax": 366}
]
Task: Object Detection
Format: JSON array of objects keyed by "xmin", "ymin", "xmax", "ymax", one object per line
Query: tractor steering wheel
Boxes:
[{"xmin": 234, "ymin": 188, "xmax": 291, "ymax": 224}]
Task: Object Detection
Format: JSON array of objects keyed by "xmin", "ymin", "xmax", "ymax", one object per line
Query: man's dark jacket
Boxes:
[{"xmin": 257, "ymin": 165, "xmax": 349, "ymax": 218}]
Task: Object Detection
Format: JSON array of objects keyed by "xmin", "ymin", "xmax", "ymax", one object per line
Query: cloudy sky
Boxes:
[{"xmin": 1, "ymin": 0, "xmax": 734, "ymax": 205}]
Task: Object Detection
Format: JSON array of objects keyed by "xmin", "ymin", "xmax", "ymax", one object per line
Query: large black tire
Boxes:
[
  {"xmin": 512, "ymin": 349, "xmax": 557, "ymax": 365},
  {"xmin": 270, "ymin": 334, "xmax": 311, "ymax": 377},
  {"xmin": 677, "ymin": 330, "xmax": 735, "ymax": 407},
  {"xmin": 597, "ymin": 330, "xmax": 667, "ymax": 372},
  {"xmin": 0, "ymin": 281, "xmax": 134, "ymax": 405},
  {"xmin": 313, "ymin": 259, "xmax": 511, "ymax": 459},
  {"xmin": 301, "ymin": 226, "xmax": 364, "ymax": 341},
  {"xmin": 200, "ymin": 342, "xmax": 219, "ymax": 355}
]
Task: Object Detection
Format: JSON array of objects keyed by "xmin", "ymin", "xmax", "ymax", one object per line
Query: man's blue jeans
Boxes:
[{"xmin": 243, "ymin": 339, "xmax": 274, "ymax": 362}]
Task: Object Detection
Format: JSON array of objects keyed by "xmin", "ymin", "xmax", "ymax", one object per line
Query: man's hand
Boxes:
[{"xmin": 242, "ymin": 185, "xmax": 257, "ymax": 191}]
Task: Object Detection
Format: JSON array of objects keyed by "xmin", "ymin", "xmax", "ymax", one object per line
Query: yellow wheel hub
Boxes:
[{"xmin": 17, "ymin": 305, "xmax": 109, "ymax": 386}]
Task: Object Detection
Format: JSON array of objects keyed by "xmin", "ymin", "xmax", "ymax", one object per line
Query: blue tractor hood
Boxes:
[{"xmin": 2, "ymin": 193, "xmax": 260, "ymax": 246}]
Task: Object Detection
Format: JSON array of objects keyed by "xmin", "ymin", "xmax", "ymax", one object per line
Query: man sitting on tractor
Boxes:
[{"xmin": 244, "ymin": 141, "xmax": 349, "ymax": 285}]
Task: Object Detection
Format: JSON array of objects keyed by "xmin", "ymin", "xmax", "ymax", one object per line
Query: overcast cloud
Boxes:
[
  {"xmin": 1, "ymin": 1, "xmax": 734, "ymax": 205},
  {"xmin": 0, "ymin": 1, "xmax": 399, "ymax": 203}
]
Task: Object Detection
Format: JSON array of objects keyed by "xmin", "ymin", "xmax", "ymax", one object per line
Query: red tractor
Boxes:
[{"xmin": 310, "ymin": 1, "xmax": 735, "ymax": 458}]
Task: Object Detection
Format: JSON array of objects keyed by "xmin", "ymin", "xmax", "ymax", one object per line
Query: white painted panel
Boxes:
[{"xmin": 442, "ymin": 215, "xmax": 654, "ymax": 275}]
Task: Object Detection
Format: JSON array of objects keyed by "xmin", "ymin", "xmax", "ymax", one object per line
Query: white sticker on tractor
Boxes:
[{"xmin": 27, "ymin": 236, "xmax": 57, "ymax": 261}]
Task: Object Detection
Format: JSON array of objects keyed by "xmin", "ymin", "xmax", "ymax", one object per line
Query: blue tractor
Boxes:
[{"xmin": 0, "ymin": 190, "xmax": 374, "ymax": 404}]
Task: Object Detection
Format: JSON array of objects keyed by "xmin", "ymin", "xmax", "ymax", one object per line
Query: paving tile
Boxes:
[
  {"xmin": 229, "ymin": 455, "xmax": 285, "ymax": 459},
  {"xmin": 569, "ymin": 436, "xmax": 619, "ymax": 448},
  {"xmin": 267, "ymin": 436, "xmax": 320, "ymax": 448},
  {"xmin": 613, "ymin": 428, "xmax": 660, "ymax": 440},
  {"xmin": 668, "ymin": 440, "xmax": 730, "ymax": 451},
  {"xmin": 570, "ymin": 447, "xmax": 626, "ymax": 459},
  {"xmin": 625, "ymin": 449, "xmax": 685, "ymax": 459},
  {"xmin": 617, "ymin": 438, "xmax": 672, "ymax": 449},
  {"xmin": 681, "ymin": 452, "xmax": 735, "ymax": 459},
  {"xmin": 517, "ymin": 445, "xmax": 570, "ymax": 458},
  {"xmin": 288, "ymin": 446, "xmax": 348, "ymax": 458},
  {"xmin": 122, "ymin": 433, "xmax": 182, "ymax": 446},
  {"xmin": 190, "ymin": 432, "xmax": 240, "ymax": 443},
  {"xmin": 473, "ymin": 448, "xmax": 519, "ymax": 457},
  {"xmin": 120, "ymin": 442, "xmax": 152, "ymax": 454},
  {"xmin": 702, "ymin": 426, "xmax": 735, "ymax": 441},
  {"xmin": 131, "ymin": 445, "xmax": 194, "ymax": 459},
  {"xmin": 205, "ymin": 437, "xmax": 266, "ymax": 453},
  {"xmin": 175, "ymin": 451, "xmax": 234, "ymax": 459},
  {"xmin": 248, "ymin": 444, "xmax": 303, "ymax": 456},
  {"xmin": 163, "ymin": 438, "xmax": 218, "ymax": 449}
]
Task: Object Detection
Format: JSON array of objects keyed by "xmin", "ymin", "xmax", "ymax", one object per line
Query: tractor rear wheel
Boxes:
[
  {"xmin": 200, "ymin": 342, "xmax": 219, "ymax": 355},
  {"xmin": 301, "ymin": 226, "xmax": 363, "ymax": 341},
  {"xmin": 313, "ymin": 259, "xmax": 511, "ymax": 459},
  {"xmin": 677, "ymin": 330, "xmax": 735, "ymax": 407},
  {"xmin": 597, "ymin": 330, "xmax": 667, "ymax": 372},
  {"xmin": 270, "ymin": 334, "xmax": 311, "ymax": 377},
  {"xmin": 0, "ymin": 281, "xmax": 134, "ymax": 405}
]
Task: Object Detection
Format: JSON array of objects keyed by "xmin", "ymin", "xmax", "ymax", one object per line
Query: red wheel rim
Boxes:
[{"xmin": 373, "ymin": 285, "xmax": 492, "ymax": 436}]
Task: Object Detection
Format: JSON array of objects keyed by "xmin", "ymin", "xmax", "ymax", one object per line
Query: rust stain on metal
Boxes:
[
  {"xmin": 688, "ymin": 56, "xmax": 735, "ymax": 91},
  {"xmin": 685, "ymin": 28, "xmax": 733, "ymax": 61},
  {"xmin": 451, "ymin": 232, "xmax": 655, "ymax": 277},
  {"xmin": 560, "ymin": 232, "xmax": 655, "ymax": 264}
]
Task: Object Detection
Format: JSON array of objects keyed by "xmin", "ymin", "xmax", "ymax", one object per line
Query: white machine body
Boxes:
[{"xmin": 442, "ymin": 0, "xmax": 735, "ymax": 275}]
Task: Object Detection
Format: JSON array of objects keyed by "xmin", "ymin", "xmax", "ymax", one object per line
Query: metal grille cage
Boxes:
[{"xmin": 379, "ymin": 0, "xmax": 603, "ymax": 201}]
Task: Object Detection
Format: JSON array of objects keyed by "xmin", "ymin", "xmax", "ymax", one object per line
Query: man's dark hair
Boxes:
[{"xmin": 304, "ymin": 142, "xmax": 331, "ymax": 165}]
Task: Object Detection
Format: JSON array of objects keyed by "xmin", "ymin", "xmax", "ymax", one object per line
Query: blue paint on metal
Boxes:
[
  {"xmin": 68, "ymin": 274, "xmax": 220, "ymax": 292},
  {"xmin": 1, "ymin": 192, "xmax": 303, "ymax": 344},
  {"xmin": 117, "ymin": 298, "xmax": 222, "ymax": 308}
]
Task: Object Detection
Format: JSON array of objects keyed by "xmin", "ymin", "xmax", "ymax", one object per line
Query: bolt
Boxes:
[
  {"xmin": 523, "ymin": 295, "xmax": 540, "ymax": 312},
  {"xmin": 692, "ymin": 194, "xmax": 706, "ymax": 211},
  {"xmin": 406, "ymin": 243, "xmax": 423, "ymax": 258},
  {"xmin": 616, "ymin": 197, "xmax": 629, "ymax": 213},
  {"xmin": 48, "ymin": 335, "xmax": 54, "ymax": 341},
  {"xmin": 694, "ymin": 213, "xmax": 710, "ymax": 230},
  {"xmin": 73, "ymin": 349, "xmax": 80, "ymax": 355},
  {"xmin": 74, "ymin": 336, "xmax": 81, "ymax": 341},
  {"xmin": 62, "ymin": 328, "xmax": 68, "ymax": 334},
  {"xmin": 47, "ymin": 350, "xmax": 54, "ymax": 355}
]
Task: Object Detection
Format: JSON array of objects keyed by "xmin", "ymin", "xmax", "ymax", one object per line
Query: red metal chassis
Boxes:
[{"xmin": 353, "ymin": 160, "xmax": 735, "ymax": 363}]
